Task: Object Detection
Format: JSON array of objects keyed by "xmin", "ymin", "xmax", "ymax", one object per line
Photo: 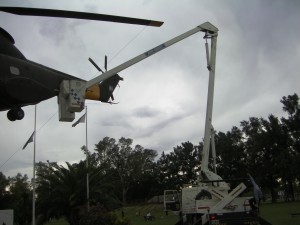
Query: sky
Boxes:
[{"xmin": 0, "ymin": 0, "xmax": 299, "ymax": 179}]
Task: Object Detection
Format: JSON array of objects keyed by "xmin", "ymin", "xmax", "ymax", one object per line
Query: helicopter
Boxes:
[{"xmin": 0, "ymin": 7, "xmax": 163, "ymax": 121}]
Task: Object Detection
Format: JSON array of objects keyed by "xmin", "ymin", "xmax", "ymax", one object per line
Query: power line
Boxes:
[
  {"xmin": 109, "ymin": 26, "xmax": 147, "ymax": 63},
  {"xmin": 36, "ymin": 111, "xmax": 58, "ymax": 133},
  {"xmin": 0, "ymin": 110, "xmax": 58, "ymax": 170}
]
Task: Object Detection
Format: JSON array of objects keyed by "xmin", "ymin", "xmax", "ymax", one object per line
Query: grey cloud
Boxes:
[
  {"xmin": 134, "ymin": 109, "xmax": 194, "ymax": 139},
  {"xmin": 133, "ymin": 106, "xmax": 161, "ymax": 118},
  {"xmin": 39, "ymin": 19, "xmax": 67, "ymax": 46}
]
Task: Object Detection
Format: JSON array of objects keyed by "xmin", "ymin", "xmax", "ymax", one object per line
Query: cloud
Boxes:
[{"xmin": 133, "ymin": 106, "xmax": 161, "ymax": 118}]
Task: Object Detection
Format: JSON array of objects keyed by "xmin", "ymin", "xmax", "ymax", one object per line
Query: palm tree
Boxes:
[{"xmin": 36, "ymin": 161, "xmax": 119, "ymax": 225}]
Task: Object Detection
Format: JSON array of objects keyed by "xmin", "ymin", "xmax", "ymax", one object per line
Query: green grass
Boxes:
[
  {"xmin": 45, "ymin": 201, "xmax": 300, "ymax": 225},
  {"xmin": 45, "ymin": 218, "xmax": 68, "ymax": 225},
  {"xmin": 260, "ymin": 201, "xmax": 300, "ymax": 225},
  {"xmin": 116, "ymin": 204, "xmax": 179, "ymax": 225},
  {"xmin": 120, "ymin": 202, "xmax": 300, "ymax": 225}
]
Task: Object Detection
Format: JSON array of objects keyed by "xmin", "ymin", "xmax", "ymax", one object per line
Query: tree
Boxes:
[
  {"xmin": 36, "ymin": 161, "xmax": 85, "ymax": 225},
  {"xmin": 36, "ymin": 160, "xmax": 118, "ymax": 225},
  {"xmin": 240, "ymin": 117, "xmax": 280, "ymax": 202},
  {"xmin": 125, "ymin": 145, "xmax": 159, "ymax": 201},
  {"xmin": 210, "ymin": 94, "xmax": 300, "ymax": 202},
  {"xmin": 280, "ymin": 93, "xmax": 300, "ymax": 200},
  {"xmin": 8, "ymin": 173, "xmax": 32, "ymax": 225},
  {"xmin": 94, "ymin": 137, "xmax": 157, "ymax": 205},
  {"xmin": 0, "ymin": 172, "xmax": 10, "ymax": 209},
  {"xmin": 156, "ymin": 142, "xmax": 200, "ymax": 190},
  {"xmin": 215, "ymin": 126, "xmax": 247, "ymax": 187}
]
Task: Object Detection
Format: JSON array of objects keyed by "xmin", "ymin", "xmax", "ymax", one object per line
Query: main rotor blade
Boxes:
[
  {"xmin": 0, "ymin": 7, "xmax": 163, "ymax": 27},
  {"xmin": 89, "ymin": 57, "xmax": 104, "ymax": 73}
]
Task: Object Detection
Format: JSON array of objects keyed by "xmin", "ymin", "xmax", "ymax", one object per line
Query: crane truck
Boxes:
[{"xmin": 163, "ymin": 24, "xmax": 263, "ymax": 225}]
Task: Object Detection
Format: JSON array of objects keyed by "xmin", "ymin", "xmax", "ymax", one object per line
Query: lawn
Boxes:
[
  {"xmin": 45, "ymin": 201, "xmax": 300, "ymax": 225},
  {"xmin": 45, "ymin": 204, "xmax": 178, "ymax": 225},
  {"xmin": 260, "ymin": 201, "xmax": 300, "ymax": 225},
  {"xmin": 121, "ymin": 202, "xmax": 300, "ymax": 225},
  {"xmin": 46, "ymin": 218, "xmax": 68, "ymax": 225},
  {"xmin": 116, "ymin": 204, "xmax": 179, "ymax": 225}
]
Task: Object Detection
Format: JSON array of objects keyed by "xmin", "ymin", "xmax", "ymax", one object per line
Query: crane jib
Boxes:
[{"xmin": 144, "ymin": 44, "xmax": 166, "ymax": 57}]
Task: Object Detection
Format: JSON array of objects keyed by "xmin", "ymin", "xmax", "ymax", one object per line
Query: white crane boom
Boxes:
[
  {"xmin": 84, "ymin": 22, "xmax": 218, "ymax": 89},
  {"xmin": 200, "ymin": 30, "xmax": 220, "ymax": 180}
]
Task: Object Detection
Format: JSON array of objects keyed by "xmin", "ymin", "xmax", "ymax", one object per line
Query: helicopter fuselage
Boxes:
[
  {"xmin": 0, "ymin": 53, "xmax": 83, "ymax": 111},
  {"xmin": 0, "ymin": 29, "xmax": 83, "ymax": 121},
  {"xmin": 0, "ymin": 28, "xmax": 122, "ymax": 121}
]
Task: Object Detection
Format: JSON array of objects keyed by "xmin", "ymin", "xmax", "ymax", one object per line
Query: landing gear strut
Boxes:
[{"xmin": 7, "ymin": 108, "xmax": 25, "ymax": 121}]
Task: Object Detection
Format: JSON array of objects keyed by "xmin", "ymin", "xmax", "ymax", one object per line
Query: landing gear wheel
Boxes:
[
  {"xmin": 7, "ymin": 108, "xmax": 25, "ymax": 121},
  {"xmin": 15, "ymin": 108, "xmax": 25, "ymax": 120},
  {"xmin": 7, "ymin": 110, "xmax": 16, "ymax": 121}
]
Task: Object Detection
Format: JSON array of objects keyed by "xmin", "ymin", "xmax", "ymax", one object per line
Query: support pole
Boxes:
[
  {"xmin": 86, "ymin": 106, "xmax": 90, "ymax": 211},
  {"xmin": 32, "ymin": 105, "xmax": 37, "ymax": 225}
]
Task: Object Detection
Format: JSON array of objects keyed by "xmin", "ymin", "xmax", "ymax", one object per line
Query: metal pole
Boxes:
[
  {"xmin": 86, "ymin": 106, "xmax": 90, "ymax": 211},
  {"xmin": 32, "ymin": 105, "xmax": 37, "ymax": 225}
]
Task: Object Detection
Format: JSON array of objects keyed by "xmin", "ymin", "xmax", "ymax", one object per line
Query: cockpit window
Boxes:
[{"xmin": 10, "ymin": 66, "xmax": 20, "ymax": 75}]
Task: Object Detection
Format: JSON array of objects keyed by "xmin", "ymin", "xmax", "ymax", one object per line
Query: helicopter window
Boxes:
[{"xmin": 10, "ymin": 66, "xmax": 20, "ymax": 75}]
